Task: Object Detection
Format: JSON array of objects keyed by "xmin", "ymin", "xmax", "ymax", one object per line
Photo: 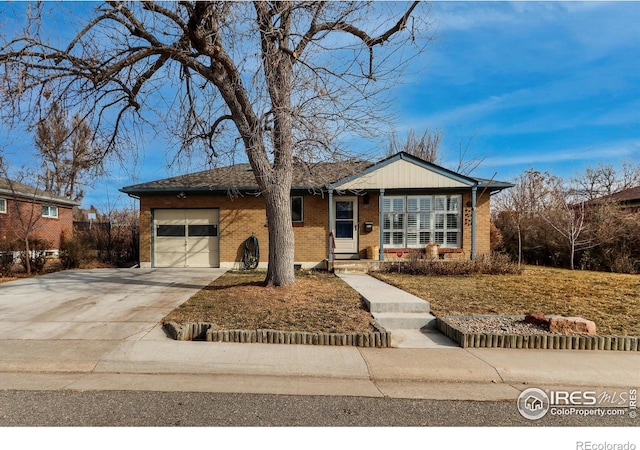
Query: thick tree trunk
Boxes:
[{"xmin": 263, "ymin": 178, "xmax": 295, "ymax": 286}]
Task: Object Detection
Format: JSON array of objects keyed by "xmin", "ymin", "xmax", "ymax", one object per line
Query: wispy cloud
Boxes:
[
  {"xmin": 482, "ymin": 139, "xmax": 640, "ymax": 168},
  {"xmin": 393, "ymin": 1, "xmax": 640, "ymax": 145}
]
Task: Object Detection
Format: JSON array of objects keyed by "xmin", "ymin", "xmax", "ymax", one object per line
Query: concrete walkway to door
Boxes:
[{"xmin": 336, "ymin": 272, "xmax": 457, "ymax": 348}]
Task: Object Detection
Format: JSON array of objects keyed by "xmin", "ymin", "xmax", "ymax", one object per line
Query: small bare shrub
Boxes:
[
  {"xmin": 610, "ymin": 255, "xmax": 639, "ymax": 274},
  {"xmin": 16, "ymin": 238, "xmax": 51, "ymax": 274},
  {"xmin": 385, "ymin": 252, "xmax": 522, "ymax": 276},
  {"xmin": 0, "ymin": 239, "xmax": 15, "ymax": 276},
  {"xmin": 59, "ymin": 232, "xmax": 90, "ymax": 269}
]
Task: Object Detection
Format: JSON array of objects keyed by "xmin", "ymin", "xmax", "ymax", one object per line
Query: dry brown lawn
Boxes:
[
  {"xmin": 373, "ymin": 266, "xmax": 640, "ymax": 336},
  {"xmin": 164, "ymin": 271, "xmax": 374, "ymax": 333}
]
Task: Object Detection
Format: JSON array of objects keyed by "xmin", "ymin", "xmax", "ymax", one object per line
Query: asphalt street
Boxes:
[{"xmin": 0, "ymin": 390, "xmax": 635, "ymax": 427}]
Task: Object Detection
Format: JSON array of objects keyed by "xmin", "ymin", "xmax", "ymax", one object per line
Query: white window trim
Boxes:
[
  {"xmin": 383, "ymin": 194, "xmax": 462, "ymax": 249},
  {"xmin": 42, "ymin": 205, "xmax": 59, "ymax": 218},
  {"xmin": 0, "ymin": 198, "xmax": 6, "ymax": 214}
]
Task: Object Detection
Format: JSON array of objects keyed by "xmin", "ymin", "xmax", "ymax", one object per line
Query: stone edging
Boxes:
[
  {"xmin": 163, "ymin": 320, "xmax": 392, "ymax": 347},
  {"xmin": 437, "ymin": 315, "xmax": 639, "ymax": 351}
]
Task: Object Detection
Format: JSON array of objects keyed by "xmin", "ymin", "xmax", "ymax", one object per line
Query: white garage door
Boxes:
[{"xmin": 153, "ymin": 209, "xmax": 220, "ymax": 267}]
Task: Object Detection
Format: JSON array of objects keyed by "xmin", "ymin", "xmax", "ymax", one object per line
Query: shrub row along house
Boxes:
[
  {"xmin": 120, "ymin": 152, "xmax": 513, "ymax": 269},
  {"xmin": 0, "ymin": 178, "xmax": 79, "ymax": 256}
]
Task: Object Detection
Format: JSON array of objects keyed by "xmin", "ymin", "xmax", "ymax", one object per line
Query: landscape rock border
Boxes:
[
  {"xmin": 163, "ymin": 320, "xmax": 392, "ymax": 347},
  {"xmin": 437, "ymin": 315, "xmax": 639, "ymax": 351}
]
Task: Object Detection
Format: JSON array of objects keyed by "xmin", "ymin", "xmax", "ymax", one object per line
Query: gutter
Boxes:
[{"xmin": 0, "ymin": 188, "xmax": 80, "ymax": 207}]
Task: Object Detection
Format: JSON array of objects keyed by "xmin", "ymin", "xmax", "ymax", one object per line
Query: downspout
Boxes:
[
  {"xmin": 328, "ymin": 188, "xmax": 334, "ymax": 263},
  {"xmin": 471, "ymin": 185, "xmax": 477, "ymax": 260},
  {"xmin": 379, "ymin": 188, "xmax": 385, "ymax": 261}
]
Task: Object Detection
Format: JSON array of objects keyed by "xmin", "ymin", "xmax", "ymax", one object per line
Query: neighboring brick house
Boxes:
[
  {"xmin": 0, "ymin": 178, "xmax": 79, "ymax": 254},
  {"xmin": 120, "ymin": 152, "xmax": 513, "ymax": 269}
]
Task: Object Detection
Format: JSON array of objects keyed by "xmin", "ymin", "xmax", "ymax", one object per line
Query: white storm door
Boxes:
[{"xmin": 333, "ymin": 197, "xmax": 358, "ymax": 254}]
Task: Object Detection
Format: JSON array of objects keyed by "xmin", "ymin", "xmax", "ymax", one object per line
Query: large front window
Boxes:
[{"xmin": 383, "ymin": 195, "xmax": 461, "ymax": 248}]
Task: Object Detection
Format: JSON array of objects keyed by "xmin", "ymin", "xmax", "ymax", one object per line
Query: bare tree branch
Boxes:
[{"xmin": 0, "ymin": 1, "xmax": 428, "ymax": 285}]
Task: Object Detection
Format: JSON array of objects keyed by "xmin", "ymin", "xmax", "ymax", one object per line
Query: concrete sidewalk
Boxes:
[
  {"xmin": 1, "ymin": 322, "xmax": 637, "ymax": 401},
  {"xmin": 0, "ymin": 269, "xmax": 637, "ymax": 401}
]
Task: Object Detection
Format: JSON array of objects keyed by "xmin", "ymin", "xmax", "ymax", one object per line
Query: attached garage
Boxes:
[{"xmin": 153, "ymin": 209, "xmax": 220, "ymax": 267}]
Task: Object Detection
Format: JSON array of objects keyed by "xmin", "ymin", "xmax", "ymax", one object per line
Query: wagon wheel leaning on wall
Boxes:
[{"xmin": 243, "ymin": 234, "xmax": 259, "ymax": 270}]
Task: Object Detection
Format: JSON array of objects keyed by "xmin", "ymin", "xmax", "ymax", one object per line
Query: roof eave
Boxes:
[
  {"xmin": 0, "ymin": 188, "xmax": 80, "ymax": 207},
  {"xmin": 119, "ymin": 186, "xmax": 261, "ymax": 195}
]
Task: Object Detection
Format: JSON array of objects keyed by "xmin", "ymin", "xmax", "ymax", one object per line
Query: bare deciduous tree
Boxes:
[
  {"xmin": 538, "ymin": 182, "xmax": 590, "ymax": 271},
  {"xmin": 494, "ymin": 165, "xmax": 635, "ymax": 271},
  {"xmin": 493, "ymin": 169, "xmax": 548, "ymax": 267},
  {"xmin": 385, "ymin": 129, "xmax": 484, "ymax": 176},
  {"xmin": 0, "ymin": 158, "xmax": 46, "ymax": 274},
  {"xmin": 573, "ymin": 162, "xmax": 640, "ymax": 201},
  {"xmin": 35, "ymin": 102, "xmax": 102, "ymax": 202},
  {"xmin": 0, "ymin": 1, "xmax": 428, "ymax": 286},
  {"xmin": 385, "ymin": 128, "xmax": 443, "ymax": 164},
  {"xmin": 454, "ymin": 133, "xmax": 484, "ymax": 176}
]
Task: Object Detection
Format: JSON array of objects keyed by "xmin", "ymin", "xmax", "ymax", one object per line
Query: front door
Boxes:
[{"xmin": 333, "ymin": 197, "xmax": 358, "ymax": 255}]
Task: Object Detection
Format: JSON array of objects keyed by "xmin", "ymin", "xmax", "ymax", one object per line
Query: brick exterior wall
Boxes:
[
  {"xmin": 292, "ymin": 195, "xmax": 329, "ymax": 263},
  {"xmin": 358, "ymin": 193, "xmax": 381, "ymax": 258},
  {"xmin": 0, "ymin": 197, "xmax": 73, "ymax": 250},
  {"xmin": 460, "ymin": 191, "xmax": 491, "ymax": 258},
  {"xmin": 137, "ymin": 189, "xmax": 494, "ymax": 267},
  {"xmin": 474, "ymin": 191, "xmax": 492, "ymax": 257}
]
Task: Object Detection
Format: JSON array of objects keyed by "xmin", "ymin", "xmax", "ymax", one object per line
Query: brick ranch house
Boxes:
[
  {"xmin": 120, "ymin": 152, "xmax": 513, "ymax": 269},
  {"xmin": 0, "ymin": 178, "xmax": 79, "ymax": 254}
]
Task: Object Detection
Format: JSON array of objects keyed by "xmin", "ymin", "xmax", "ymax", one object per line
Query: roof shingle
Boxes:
[{"xmin": 121, "ymin": 160, "xmax": 373, "ymax": 193}]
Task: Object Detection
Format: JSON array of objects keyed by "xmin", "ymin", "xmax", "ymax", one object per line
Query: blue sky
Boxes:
[
  {"xmin": 1, "ymin": 1, "xmax": 639, "ymax": 212},
  {"xmin": 392, "ymin": 1, "xmax": 640, "ymax": 179}
]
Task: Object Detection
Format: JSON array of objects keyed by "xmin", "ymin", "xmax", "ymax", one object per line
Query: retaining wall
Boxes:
[
  {"xmin": 437, "ymin": 315, "xmax": 639, "ymax": 351},
  {"xmin": 164, "ymin": 320, "xmax": 392, "ymax": 347}
]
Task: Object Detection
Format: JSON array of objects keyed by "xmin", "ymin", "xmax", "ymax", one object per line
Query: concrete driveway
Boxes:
[
  {"xmin": 0, "ymin": 268, "xmax": 226, "ymax": 340},
  {"xmin": 0, "ymin": 268, "xmax": 226, "ymax": 372}
]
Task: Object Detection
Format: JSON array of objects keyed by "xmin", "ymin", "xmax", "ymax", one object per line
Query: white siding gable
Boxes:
[{"xmin": 334, "ymin": 158, "xmax": 471, "ymax": 190}]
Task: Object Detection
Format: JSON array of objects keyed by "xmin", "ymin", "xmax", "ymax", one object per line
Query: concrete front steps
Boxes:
[
  {"xmin": 331, "ymin": 260, "xmax": 384, "ymax": 274},
  {"xmin": 372, "ymin": 312, "xmax": 437, "ymax": 330},
  {"xmin": 335, "ymin": 273, "xmax": 441, "ymax": 348}
]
